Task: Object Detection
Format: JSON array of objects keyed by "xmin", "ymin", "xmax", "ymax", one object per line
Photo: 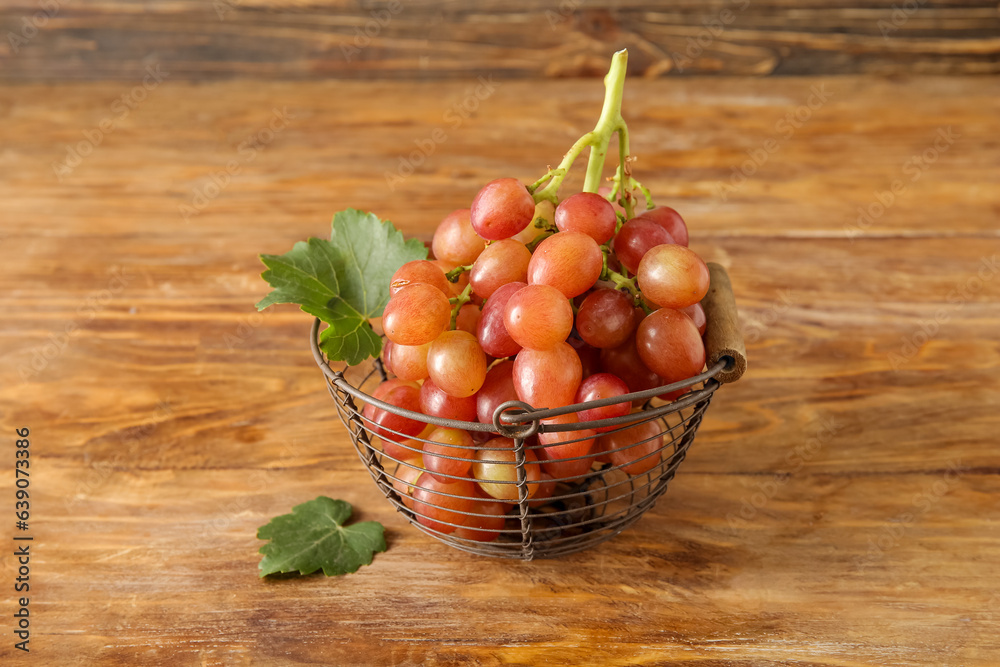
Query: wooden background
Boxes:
[{"xmin": 1, "ymin": 1, "xmax": 999, "ymax": 665}]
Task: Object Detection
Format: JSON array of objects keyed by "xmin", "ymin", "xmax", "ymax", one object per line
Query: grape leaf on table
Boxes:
[
  {"xmin": 257, "ymin": 496, "xmax": 386, "ymax": 577},
  {"xmin": 257, "ymin": 209, "xmax": 427, "ymax": 365}
]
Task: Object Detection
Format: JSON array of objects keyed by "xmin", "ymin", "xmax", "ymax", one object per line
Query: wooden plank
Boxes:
[{"xmin": 1, "ymin": 1, "xmax": 999, "ymax": 80}]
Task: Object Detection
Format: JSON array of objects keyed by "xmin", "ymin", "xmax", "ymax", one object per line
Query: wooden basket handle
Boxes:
[{"xmin": 702, "ymin": 262, "xmax": 747, "ymax": 383}]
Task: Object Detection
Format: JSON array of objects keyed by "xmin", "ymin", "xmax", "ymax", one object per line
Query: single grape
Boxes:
[
  {"xmin": 472, "ymin": 438, "xmax": 542, "ymax": 501},
  {"xmin": 432, "ymin": 209, "xmax": 485, "ymax": 265},
  {"xmin": 454, "ymin": 303, "xmax": 482, "ymax": 336},
  {"xmin": 390, "ymin": 259, "xmax": 451, "ymax": 296},
  {"xmin": 383, "ymin": 283, "xmax": 451, "ymax": 346},
  {"xmin": 364, "ymin": 382, "xmax": 425, "ymax": 441},
  {"xmin": 379, "ymin": 422, "xmax": 433, "ymax": 461},
  {"xmin": 420, "ymin": 378, "xmax": 477, "ymax": 422},
  {"xmin": 635, "ymin": 308, "xmax": 706, "ymax": 384},
  {"xmin": 390, "ymin": 456, "xmax": 425, "ymax": 510},
  {"xmin": 476, "ymin": 359, "xmax": 518, "ymax": 424},
  {"xmin": 613, "ymin": 216, "xmax": 674, "ymax": 274},
  {"xmin": 636, "ymin": 244, "xmax": 710, "ymax": 309},
  {"xmin": 596, "ymin": 418, "xmax": 663, "ymax": 476},
  {"xmin": 575, "ymin": 373, "xmax": 631, "ymax": 431},
  {"xmin": 411, "ymin": 474, "xmax": 479, "ymax": 534},
  {"xmin": 385, "ymin": 340, "xmax": 431, "ymax": 382},
  {"xmin": 680, "ymin": 302, "xmax": 706, "ymax": 336},
  {"xmin": 527, "ymin": 472, "xmax": 557, "ymax": 508},
  {"xmin": 536, "ymin": 414, "xmax": 596, "ymax": 481},
  {"xmin": 469, "ymin": 239, "xmax": 531, "ymax": 299},
  {"xmin": 476, "ymin": 281, "xmax": 525, "ymax": 358},
  {"xmin": 470, "ymin": 178, "xmax": 535, "ymax": 240},
  {"xmin": 452, "ymin": 499, "xmax": 509, "ymax": 542},
  {"xmin": 513, "ymin": 200, "xmax": 555, "ymax": 245},
  {"xmin": 575, "ymin": 288, "xmax": 638, "ymax": 348},
  {"xmin": 554, "ymin": 192, "xmax": 617, "ymax": 244},
  {"xmin": 422, "ymin": 427, "xmax": 476, "ymax": 482},
  {"xmin": 512, "ymin": 342, "xmax": 582, "ymax": 409},
  {"xmin": 427, "ymin": 330, "xmax": 488, "ymax": 398},
  {"xmin": 526, "ymin": 231, "xmax": 603, "ymax": 298},
  {"xmin": 503, "ymin": 284, "xmax": 574, "ymax": 351},
  {"xmin": 637, "ymin": 206, "xmax": 689, "ymax": 246}
]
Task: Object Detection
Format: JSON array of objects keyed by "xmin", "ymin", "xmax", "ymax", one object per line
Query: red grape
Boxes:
[
  {"xmin": 412, "ymin": 475, "xmax": 479, "ymax": 534},
  {"xmin": 476, "ymin": 360, "xmax": 518, "ymax": 424},
  {"xmin": 427, "ymin": 330, "xmax": 488, "ymax": 398},
  {"xmin": 454, "ymin": 303, "xmax": 482, "ymax": 335},
  {"xmin": 503, "ymin": 284, "xmax": 574, "ymax": 351},
  {"xmin": 422, "ymin": 427, "xmax": 476, "ymax": 482},
  {"xmin": 554, "ymin": 192, "xmax": 617, "ymax": 244},
  {"xmin": 527, "ymin": 472, "xmax": 557, "ymax": 508},
  {"xmin": 390, "ymin": 259, "xmax": 450, "ymax": 296},
  {"xmin": 473, "ymin": 438, "xmax": 542, "ymax": 501},
  {"xmin": 680, "ymin": 302, "xmax": 706, "ymax": 336},
  {"xmin": 512, "ymin": 342, "xmax": 582, "ymax": 409},
  {"xmin": 636, "ymin": 244, "xmax": 710, "ymax": 309},
  {"xmin": 596, "ymin": 418, "xmax": 663, "ymax": 476},
  {"xmin": 569, "ymin": 338, "xmax": 603, "ymax": 378},
  {"xmin": 383, "ymin": 283, "xmax": 450, "ymax": 346},
  {"xmin": 637, "ymin": 206, "xmax": 689, "ymax": 246},
  {"xmin": 470, "ymin": 178, "xmax": 535, "ymax": 240},
  {"xmin": 527, "ymin": 231, "xmax": 603, "ymax": 298},
  {"xmin": 536, "ymin": 413, "xmax": 596, "ymax": 480},
  {"xmin": 613, "ymin": 217, "xmax": 674, "ymax": 274},
  {"xmin": 365, "ymin": 382, "xmax": 424, "ymax": 441},
  {"xmin": 476, "ymin": 281, "xmax": 525, "ymax": 358},
  {"xmin": 432, "ymin": 209, "xmax": 485, "ymax": 265},
  {"xmin": 575, "ymin": 288, "xmax": 638, "ymax": 348},
  {"xmin": 452, "ymin": 499, "xmax": 508, "ymax": 542},
  {"xmin": 420, "ymin": 378, "xmax": 477, "ymax": 422},
  {"xmin": 575, "ymin": 373, "xmax": 631, "ymax": 430},
  {"xmin": 635, "ymin": 309, "xmax": 706, "ymax": 384},
  {"xmin": 390, "ymin": 456, "xmax": 425, "ymax": 509},
  {"xmin": 470, "ymin": 239, "xmax": 531, "ymax": 299},
  {"xmin": 384, "ymin": 340, "xmax": 431, "ymax": 382}
]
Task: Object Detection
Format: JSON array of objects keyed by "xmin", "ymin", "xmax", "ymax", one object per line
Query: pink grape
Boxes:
[
  {"xmin": 536, "ymin": 413, "xmax": 596, "ymax": 481},
  {"xmin": 383, "ymin": 283, "xmax": 450, "ymax": 346},
  {"xmin": 680, "ymin": 302, "xmax": 706, "ymax": 335},
  {"xmin": 470, "ymin": 239, "xmax": 531, "ymax": 299},
  {"xmin": 596, "ymin": 418, "xmax": 663, "ymax": 476},
  {"xmin": 390, "ymin": 456, "xmax": 425, "ymax": 509},
  {"xmin": 526, "ymin": 231, "xmax": 603, "ymax": 298},
  {"xmin": 412, "ymin": 475, "xmax": 479, "ymax": 534},
  {"xmin": 432, "ymin": 209, "xmax": 485, "ymax": 265},
  {"xmin": 390, "ymin": 259, "xmax": 450, "ymax": 296},
  {"xmin": 636, "ymin": 244, "xmax": 710, "ymax": 309},
  {"xmin": 453, "ymin": 499, "xmax": 508, "ymax": 542},
  {"xmin": 422, "ymin": 427, "xmax": 476, "ymax": 482},
  {"xmin": 454, "ymin": 303, "xmax": 482, "ymax": 335},
  {"xmin": 575, "ymin": 288, "xmax": 638, "ymax": 348},
  {"xmin": 384, "ymin": 340, "xmax": 430, "ymax": 382},
  {"xmin": 472, "ymin": 438, "xmax": 543, "ymax": 501},
  {"xmin": 512, "ymin": 342, "xmax": 582, "ymax": 409},
  {"xmin": 635, "ymin": 308, "xmax": 706, "ymax": 384},
  {"xmin": 503, "ymin": 284, "xmax": 574, "ymax": 351},
  {"xmin": 427, "ymin": 330, "xmax": 488, "ymax": 398},
  {"xmin": 613, "ymin": 217, "xmax": 674, "ymax": 275},
  {"xmin": 476, "ymin": 360, "xmax": 519, "ymax": 424},
  {"xmin": 575, "ymin": 373, "xmax": 631, "ymax": 430},
  {"xmin": 599, "ymin": 334, "xmax": 661, "ymax": 397},
  {"xmin": 554, "ymin": 192, "xmax": 617, "ymax": 244},
  {"xmin": 476, "ymin": 281, "xmax": 525, "ymax": 358},
  {"xmin": 363, "ymin": 381, "xmax": 424, "ymax": 441},
  {"xmin": 470, "ymin": 178, "xmax": 535, "ymax": 240},
  {"xmin": 637, "ymin": 206, "xmax": 689, "ymax": 246},
  {"xmin": 420, "ymin": 378, "xmax": 477, "ymax": 422}
]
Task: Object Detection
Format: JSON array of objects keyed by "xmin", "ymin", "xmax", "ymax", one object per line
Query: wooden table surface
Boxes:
[{"xmin": 2, "ymin": 74, "xmax": 999, "ymax": 665}]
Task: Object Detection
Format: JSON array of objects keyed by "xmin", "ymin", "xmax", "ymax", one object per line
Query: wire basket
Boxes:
[{"xmin": 310, "ymin": 263, "xmax": 747, "ymax": 560}]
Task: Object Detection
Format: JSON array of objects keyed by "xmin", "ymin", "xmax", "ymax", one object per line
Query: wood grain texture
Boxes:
[
  {"xmin": 1, "ymin": 75, "xmax": 999, "ymax": 665},
  {"xmin": 0, "ymin": 1, "xmax": 999, "ymax": 80}
]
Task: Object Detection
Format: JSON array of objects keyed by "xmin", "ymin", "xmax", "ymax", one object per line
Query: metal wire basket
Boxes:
[{"xmin": 311, "ymin": 263, "xmax": 747, "ymax": 560}]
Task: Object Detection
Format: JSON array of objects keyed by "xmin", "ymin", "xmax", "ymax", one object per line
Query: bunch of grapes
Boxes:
[{"xmin": 368, "ymin": 175, "xmax": 711, "ymax": 542}]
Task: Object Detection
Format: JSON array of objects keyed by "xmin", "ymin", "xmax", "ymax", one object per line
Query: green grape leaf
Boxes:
[
  {"xmin": 256, "ymin": 209, "xmax": 427, "ymax": 366},
  {"xmin": 257, "ymin": 496, "xmax": 386, "ymax": 577}
]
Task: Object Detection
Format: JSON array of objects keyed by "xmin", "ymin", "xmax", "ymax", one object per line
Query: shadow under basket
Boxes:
[{"xmin": 310, "ymin": 263, "xmax": 747, "ymax": 560}]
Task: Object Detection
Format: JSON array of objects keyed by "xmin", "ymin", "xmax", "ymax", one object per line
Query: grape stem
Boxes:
[
  {"xmin": 445, "ymin": 264, "xmax": 472, "ymax": 283},
  {"xmin": 448, "ymin": 283, "xmax": 474, "ymax": 329},
  {"xmin": 531, "ymin": 49, "xmax": 632, "ymax": 204}
]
